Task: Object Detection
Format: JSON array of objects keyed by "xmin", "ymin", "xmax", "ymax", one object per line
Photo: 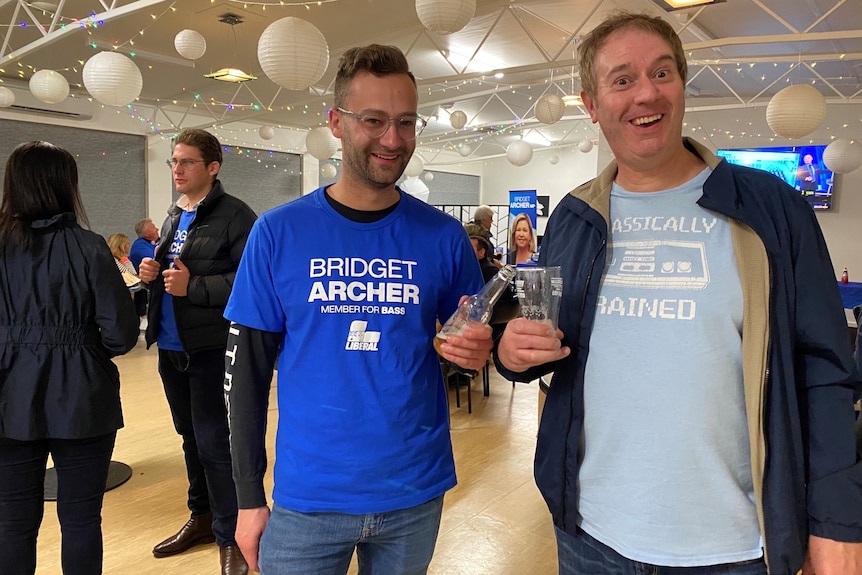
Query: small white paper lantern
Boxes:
[
  {"xmin": 404, "ymin": 155, "xmax": 424, "ymax": 177},
  {"xmin": 535, "ymin": 94, "xmax": 565, "ymax": 124},
  {"xmin": 29, "ymin": 70, "xmax": 69, "ymax": 104},
  {"xmin": 449, "ymin": 110, "xmax": 467, "ymax": 130},
  {"xmin": 823, "ymin": 139, "xmax": 862, "ymax": 174},
  {"xmin": 320, "ymin": 163, "xmax": 338, "ymax": 179},
  {"xmin": 305, "ymin": 127, "xmax": 339, "ymax": 160},
  {"xmin": 0, "ymin": 86, "xmax": 14, "ymax": 107},
  {"xmin": 83, "ymin": 52, "xmax": 142, "ymax": 107},
  {"xmin": 174, "ymin": 29, "xmax": 207, "ymax": 60},
  {"xmin": 578, "ymin": 138, "xmax": 594, "ymax": 153},
  {"xmin": 424, "ymin": 172, "xmax": 434, "ymax": 182},
  {"xmin": 259, "ymin": 125, "xmax": 275, "ymax": 140},
  {"xmin": 766, "ymin": 84, "xmax": 826, "ymax": 139},
  {"xmin": 416, "ymin": 0, "xmax": 476, "ymax": 34},
  {"xmin": 258, "ymin": 17, "xmax": 329, "ymax": 91},
  {"xmin": 458, "ymin": 143, "xmax": 472, "ymax": 157},
  {"xmin": 548, "ymin": 154, "xmax": 560, "ymax": 165},
  {"xmin": 507, "ymin": 140, "xmax": 533, "ymax": 167}
]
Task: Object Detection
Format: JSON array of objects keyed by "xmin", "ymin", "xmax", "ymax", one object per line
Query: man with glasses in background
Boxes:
[
  {"xmin": 223, "ymin": 44, "xmax": 491, "ymax": 574},
  {"xmin": 139, "ymin": 128, "xmax": 256, "ymax": 575}
]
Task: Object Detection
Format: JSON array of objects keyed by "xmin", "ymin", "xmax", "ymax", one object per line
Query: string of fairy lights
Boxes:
[{"xmin": 0, "ymin": 0, "xmax": 859, "ymax": 165}]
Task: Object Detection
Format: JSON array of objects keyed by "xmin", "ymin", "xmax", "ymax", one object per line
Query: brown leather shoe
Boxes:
[
  {"xmin": 152, "ymin": 512, "xmax": 216, "ymax": 558},
  {"xmin": 220, "ymin": 545, "xmax": 249, "ymax": 575}
]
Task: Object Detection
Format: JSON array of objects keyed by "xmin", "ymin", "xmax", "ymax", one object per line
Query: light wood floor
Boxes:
[{"xmin": 34, "ymin": 341, "xmax": 558, "ymax": 575}]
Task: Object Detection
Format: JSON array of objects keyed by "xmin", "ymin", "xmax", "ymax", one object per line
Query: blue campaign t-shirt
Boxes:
[
  {"xmin": 158, "ymin": 208, "xmax": 196, "ymax": 351},
  {"xmin": 224, "ymin": 187, "xmax": 483, "ymax": 514}
]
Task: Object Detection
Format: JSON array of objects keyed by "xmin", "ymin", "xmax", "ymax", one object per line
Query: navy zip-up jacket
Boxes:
[{"xmin": 496, "ymin": 139, "xmax": 862, "ymax": 574}]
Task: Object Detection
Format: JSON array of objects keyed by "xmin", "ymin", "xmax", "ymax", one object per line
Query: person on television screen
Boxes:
[
  {"xmin": 796, "ymin": 153, "xmax": 820, "ymax": 194},
  {"xmin": 495, "ymin": 10, "xmax": 862, "ymax": 575}
]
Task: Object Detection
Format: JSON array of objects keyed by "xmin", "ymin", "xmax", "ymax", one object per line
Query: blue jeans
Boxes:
[
  {"xmin": 556, "ymin": 527, "xmax": 768, "ymax": 575},
  {"xmin": 259, "ymin": 496, "xmax": 445, "ymax": 575},
  {"xmin": 0, "ymin": 433, "xmax": 116, "ymax": 575},
  {"xmin": 159, "ymin": 348, "xmax": 238, "ymax": 547}
]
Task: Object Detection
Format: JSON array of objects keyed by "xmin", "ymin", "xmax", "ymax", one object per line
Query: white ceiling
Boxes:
[{"xmin": 1, "ymin": 0, "xmax": 861, "ymax": 161}]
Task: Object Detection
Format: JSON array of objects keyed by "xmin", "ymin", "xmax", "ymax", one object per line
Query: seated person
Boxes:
[{"xmin": 468, "ymin": 232, "xmax": 518, "ymax": 328}]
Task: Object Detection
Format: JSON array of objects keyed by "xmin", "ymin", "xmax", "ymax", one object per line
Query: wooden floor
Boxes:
[{"xmin": 34, "ymin": 341, "xmax": 558, "ymax": 575}]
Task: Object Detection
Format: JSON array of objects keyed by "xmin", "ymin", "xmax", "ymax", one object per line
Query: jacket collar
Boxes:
[
  {"xmin": 168, "ymin": 179, "xmax": 226, "ymax": 217},
  {"xmin": 30, "ymin": 212, "xmax": 77, "ymax": 229}
]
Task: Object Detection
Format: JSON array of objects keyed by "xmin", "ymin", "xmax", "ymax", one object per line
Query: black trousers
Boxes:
[
  {"xmin": 0, "ymin": 432, "xmax": 116, "ymax": 575},
  {"xmin": 158, "ymin": 347, "xmax": 237, "ymax": 547}
]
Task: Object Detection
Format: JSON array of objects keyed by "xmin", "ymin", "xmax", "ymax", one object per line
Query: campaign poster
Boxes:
[{"xmin": 508, "ymin": 190, "xmax": 538, "ymax": 265}]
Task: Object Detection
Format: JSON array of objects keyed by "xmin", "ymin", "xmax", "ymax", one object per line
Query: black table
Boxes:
[{"xmin": 44, "ymin": 461, "xmax": 132, "ymax": 501}]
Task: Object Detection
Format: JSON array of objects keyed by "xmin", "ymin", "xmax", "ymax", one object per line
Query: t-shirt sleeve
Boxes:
[{"xmin": 224, "ymin": 216, "xmax": 285, "ymax": 332}]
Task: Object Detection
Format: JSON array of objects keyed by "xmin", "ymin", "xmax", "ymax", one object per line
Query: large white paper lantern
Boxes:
[
  {"xmin": 458, "ymin": 143, "xmax": 472, "ymax": 157},
  {"xmin": 823, "ymin": 139, "xmax": 862, "ymax": 174},
  {"xmin": 258, "ymin": 17, "xmax": 329, "ymax": 91},
  {"xmin": 535, "ymin": 94, "xmax": 565, "ymax": 124},
  {"xmin": 404, "ymin": 155, "xmax": 424, "ymax": 177},
  {"xmin": 305, "ymin": 127, "xmax": 338, "ymax": 160},
  {"xmin": 82, "ymin": 52, "xmax": 142, "ymax": 107},
  {"xmin": 766, "ymin": 84, "xmax": 826, "ymax": 139},
  {"xmin": 320, "ymin": 163, "xmax": 337, "ymax": 179},
  {"xmin": 416, "ymin": 0, "xmax": 476, "ymax": 34},
  {"xmin": 174, "ymin": 29, "xmax": 207, "ymax": 60},
  {"xmin": 578, "ymin": 138, "xmax": 594, "ymax": 153},
  {"xmin": 449, "ymin": 110, "xmax": 467, "ymax": 130},
  {"xmin": 259, "ymin": 125, "xmax": 275, "ymax": 140},
  {"xmin": 29, "ymin": 70, "xmax": 69, "ymax": 104},
  {"xmin": 0, "ymin": 86, "xmax": 14, "ymax": 107},
  {"xmin": 507, "ymin": 140, "xmax": 533, "ymax": 166}
]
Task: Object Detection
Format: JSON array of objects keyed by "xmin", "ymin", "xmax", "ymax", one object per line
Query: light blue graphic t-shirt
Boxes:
[
  {"xmin": 158, "ymin": 208, "xmax": 196, "ymax": 351},
  {"xmin": 577, "ymin": 168, "xmax": 762, "ymax": 566}
]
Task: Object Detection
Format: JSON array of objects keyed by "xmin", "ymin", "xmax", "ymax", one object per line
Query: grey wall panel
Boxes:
[
  {"xmin": 0, "ymin": 119, "xmax": 146, "ymax": 241},
  {"xmin": 215, "ymin": 147, "xmax": 302, "ymax": 216}
]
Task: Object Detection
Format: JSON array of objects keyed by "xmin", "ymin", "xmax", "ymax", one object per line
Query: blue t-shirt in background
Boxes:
[{"xmin": 158, "ymin": 209, "xmax": 196, "ymax": 351}]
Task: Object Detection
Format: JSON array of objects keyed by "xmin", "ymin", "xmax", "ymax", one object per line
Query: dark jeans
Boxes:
[
  {"xmin": 0, "ymin": 432, "xmax": 116, "ymax": 575},
  {"xmin": 159, "ymin": 347, "xmax": 237, "ymax": 547},
  {"xmin": 556, "ymin": 527, "xmax": 768, "ymax": 575}
]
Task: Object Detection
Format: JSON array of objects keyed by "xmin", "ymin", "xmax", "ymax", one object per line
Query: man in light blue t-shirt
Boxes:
[{"xmin": 223, "ymin": 45, "xmax": 491, "ymax": 575}]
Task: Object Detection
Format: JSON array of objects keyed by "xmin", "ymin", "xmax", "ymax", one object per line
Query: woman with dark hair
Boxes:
[{"xmin": 0, "ymin": 141, "xmax": 139, "ymax": 574}]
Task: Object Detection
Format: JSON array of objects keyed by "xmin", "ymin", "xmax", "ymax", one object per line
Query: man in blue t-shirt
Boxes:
[
  {"xmin": 139, "ymin": 129, "xmax": 256, "ymax": 575},
  {"xmin": 223, "ymin": 45, "xmax": 491, "ymax": 575},
  {"xmin": 129, "ymin": 218, "xmax": 158, "ymax": 318}
]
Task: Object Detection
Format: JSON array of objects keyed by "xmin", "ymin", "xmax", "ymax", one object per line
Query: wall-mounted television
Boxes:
[{"xmin": 716, "ymin": 145, "xmax": 834, "ymax": 210}]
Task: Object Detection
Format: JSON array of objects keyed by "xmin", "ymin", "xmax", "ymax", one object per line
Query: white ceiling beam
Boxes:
[{"xmin": 685, "ymin": 29, "xmax": 862, "ymax": 52}]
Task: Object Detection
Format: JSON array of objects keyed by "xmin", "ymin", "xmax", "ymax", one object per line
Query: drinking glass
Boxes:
[{"xmin": 515, "ymin": 266, "xmax": 562, "ymax": 330}]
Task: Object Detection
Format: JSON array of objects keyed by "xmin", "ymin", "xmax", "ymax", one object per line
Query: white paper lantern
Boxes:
[
  {"xmin": 766, "ymin": 84, "xmax": 826, "ymax": 139},
  {"xmin": 320, "ymin": 163, "xmax": 338, "ymax": 179},
  {"xmin": 506, "ymin": 140, "xmax": 533, "ymax": 167},
  {"xmin": 82, "ymin": 52, "xmax": 142, "ymax": 107},
  {"xmin": 0, "ymin": 86, "xmax": 14, "ymax": 107},
  {"xmin": 174, "ymin": 29, "xmax": 207, "ymax": 60},
  {"xmin": 578, "ymin": 138, "xmax": 594, "ymax": 153},
  {"xmin": 548, "ymin": 154, "xmax": 560, "ymax": 165},
  {"xmin": 458, "ymin": 143, "xmax": 472, "ymax": 157},
  {"xmin": 424, "ymin": 172, "xmax": 434, "ymax": 182},
  {"xmin": 823, "ymin": 139, "xmax": 862, "ymax": 174},
  {"xmin": 305, "ymin": 127, "xmax": 339, "ymax": 160},
  {"xmin": 449, "ymin": 110, "xmax": 467, "ymax": 130},
  {"xmin": 258, "ymin": 17, "xmax": 329, "ymax": 91},
  {"xmin": 535, "ymin": 94, "xmax": 565, "ymax": 124},
  {"xmin": 404, "ymin": 155, "xmax": 424, "ymax": 177},
  {"xmin": 29, "ymin": 70, "xmax": 69, "ymax": 104},
  {"xmin": 259, "ymin": 125, "xmax": 275, "ymax": 140},
  {"xmin": 416, "ymin": 0, "xmax": 476, "ymax": 34}
]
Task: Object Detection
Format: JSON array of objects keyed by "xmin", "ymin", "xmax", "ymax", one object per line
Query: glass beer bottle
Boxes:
[{"xmin": 434, "ymin": 264, "xmax": 517, "ymax": 359}]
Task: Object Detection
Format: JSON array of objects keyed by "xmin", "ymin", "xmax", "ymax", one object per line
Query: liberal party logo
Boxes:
[{"xmin": 345, "ymin": 320, "xmax": 380, "ymax": 351}]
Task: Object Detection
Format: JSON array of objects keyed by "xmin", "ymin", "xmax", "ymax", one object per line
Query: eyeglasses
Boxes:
[
  {"xmin": 165, "ymin": 158, "xmax": 208, "ymax": 169},
  {"xmin": 336, "ymin": 108, "xmax": 426, "ymax": 140}
]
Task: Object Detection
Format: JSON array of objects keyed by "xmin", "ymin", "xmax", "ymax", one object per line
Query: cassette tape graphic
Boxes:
[{"xmin": 604, "ymin": 240, "xmax": 709, "ymax": 290}]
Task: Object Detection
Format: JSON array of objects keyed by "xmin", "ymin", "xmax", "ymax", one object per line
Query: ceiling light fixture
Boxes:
[
  {"xmin": 205, "ymin": 13, "xmax": 256, "ymax": 83},
  {"xmin": 204, "ymin": 68, "xmax": 257, "ymax": 83},
  {"xmin": 651, "ymin": 0, "xmax": 725, "ymax": 11},
  {"xmin": 561, "ymin": 94, "xmax": 583, "ymax": 107}
]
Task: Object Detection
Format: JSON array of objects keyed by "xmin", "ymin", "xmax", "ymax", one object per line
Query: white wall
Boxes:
[{"xmin": 817, "ymin": 169, "xmax": 862, "ymax": 279}]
